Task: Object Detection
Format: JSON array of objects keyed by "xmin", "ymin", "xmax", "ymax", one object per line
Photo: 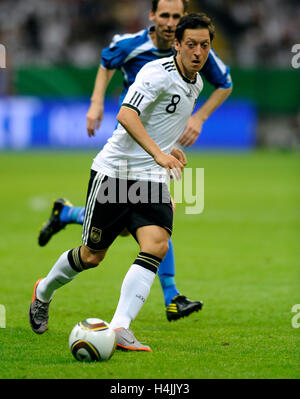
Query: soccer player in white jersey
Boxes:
[
  {"xmin": 29, "ymin": 13, "xmax": 215, "ymax": 351},
  {"xmin": 38, "ymin": 0, "xmax": 232, "ymax": 323}
]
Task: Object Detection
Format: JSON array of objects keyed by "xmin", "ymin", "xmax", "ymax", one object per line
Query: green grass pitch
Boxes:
[{"xmin": 0, "ymin": 150, "xmax": 299, "ymax": 379}]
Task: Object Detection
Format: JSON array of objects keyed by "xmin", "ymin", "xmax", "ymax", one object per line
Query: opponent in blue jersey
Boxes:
[{"xmin": 38, "ymin": 0, "xmax": 232, "ymax": 321}]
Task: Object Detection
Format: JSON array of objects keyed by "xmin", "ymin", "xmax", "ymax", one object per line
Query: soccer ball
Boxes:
[{"xmin": 69, "ymin": 318, "xmax": 117, "ymax": 362}]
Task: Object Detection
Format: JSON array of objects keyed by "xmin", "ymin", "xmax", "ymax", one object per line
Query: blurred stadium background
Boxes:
[{"xmin": 0, "ymin": 0, "xmax": 299, "ymax": 151}]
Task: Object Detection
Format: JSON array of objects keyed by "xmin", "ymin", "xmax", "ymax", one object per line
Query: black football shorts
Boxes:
[{"xmin": 82, "ymin": 170, "xmax": 173, "ymax": 250}]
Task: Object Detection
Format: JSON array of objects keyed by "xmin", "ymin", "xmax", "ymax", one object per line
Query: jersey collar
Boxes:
[{"xmin": 173, "ymin": 56, "xmax": 198, "ymax": 84}]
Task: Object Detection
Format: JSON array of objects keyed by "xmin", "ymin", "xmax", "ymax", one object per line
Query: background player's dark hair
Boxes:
[
  {"xmin": 151, "ymin": 0, "xmax": 189, "ymax": 13},
  {"xmin": 175, "ymin": 13, "xmax": 215, "ymax": 42}
]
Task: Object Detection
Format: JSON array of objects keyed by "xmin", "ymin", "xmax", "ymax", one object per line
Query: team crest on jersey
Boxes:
[{"xmin": 90, "ymin": 227, "xmax": 102, "ymax": 243}]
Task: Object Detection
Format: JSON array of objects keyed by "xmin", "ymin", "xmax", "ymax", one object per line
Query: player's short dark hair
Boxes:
[
  {"xmin": 175, "ymin": 13, "xmax": 215, "ymax": 42},
  {"xmin": 151, "ymin": 0, "xmax": 189, "ymax": 13}
]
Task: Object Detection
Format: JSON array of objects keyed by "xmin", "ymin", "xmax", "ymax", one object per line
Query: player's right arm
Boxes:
[
  {"xmin": 117, "ymin": 61, "xmax": 184, "ymax": 180},
  {"xmin": 170, "ymin": 146, "xmax": 187, "ymax": 166},
  {"xmin": 117, "ymin": 106, "xmax": 184, "ymax": 181},
  {"xmin": 86, "ymin": 66, "xmax": 115, "ymax": 137}
]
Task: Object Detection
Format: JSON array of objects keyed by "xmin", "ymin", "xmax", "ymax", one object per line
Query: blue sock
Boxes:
[
  {"xmin": 59, "ymin": 206, "xmax": 85, "ymax": 225},
  {"xmin": 158, "ymin": 238, "xmax": 179, "ymax": 306}
]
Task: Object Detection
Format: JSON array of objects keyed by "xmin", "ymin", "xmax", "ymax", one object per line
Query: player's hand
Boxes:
[
  {"xmin": 170, "ymin": 196, "xmax": 176, "ymax": 212},
  {"xmin": 154, "ymin": 152, "xmax": 184, "ymax": 181},
  {"xmin": 171, "ymin": 147, "xmax": 187, "ymax": 166},
  {"xmin": 86, "ymin": 102, "xmax": 104, "ymax": 137},
  {"xmin": 178, "ymin": 114, "xmax": 204, "ymax": 147}
]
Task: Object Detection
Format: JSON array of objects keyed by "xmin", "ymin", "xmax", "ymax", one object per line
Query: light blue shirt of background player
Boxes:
[
  {"xmin": 87, "ymin": 26, "xmax": 233, "ymax": 147},
  {"xmin": 101, "ymin": 26, "xmax": 232, "ymax": 108}
]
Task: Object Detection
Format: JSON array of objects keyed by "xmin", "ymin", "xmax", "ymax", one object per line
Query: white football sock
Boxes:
[
  {"xmin": 109, "ymin": 264, "xmax": 156, "ymax": 330},
  {"xmin": 37, "ymin": 251, "xmax": 79, "ymax": 303}
]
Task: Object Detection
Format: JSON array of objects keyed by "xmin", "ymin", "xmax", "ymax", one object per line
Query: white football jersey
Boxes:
[{"xmin": 92, "ymin": 56, "xmax": 204, "ymax": 182}]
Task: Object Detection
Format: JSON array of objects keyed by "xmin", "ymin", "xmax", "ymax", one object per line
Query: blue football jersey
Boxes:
[{"xmin": 101, "ymin": 26, "xmax": 232, "ymax": 105}]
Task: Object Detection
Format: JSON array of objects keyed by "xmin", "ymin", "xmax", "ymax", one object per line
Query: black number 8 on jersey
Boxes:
[{"xmin": 166, "ymin": 95, "xmax": 181, "ymax": 114}]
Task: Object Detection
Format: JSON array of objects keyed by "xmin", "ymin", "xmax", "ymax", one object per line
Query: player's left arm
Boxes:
[
  {"xmin": 178, "ymin": 86, "xmax": 232, "ymax": 147},
  {"xmin": 179, "ymin": 49, "xmax": 233, "ymax": 147}
]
